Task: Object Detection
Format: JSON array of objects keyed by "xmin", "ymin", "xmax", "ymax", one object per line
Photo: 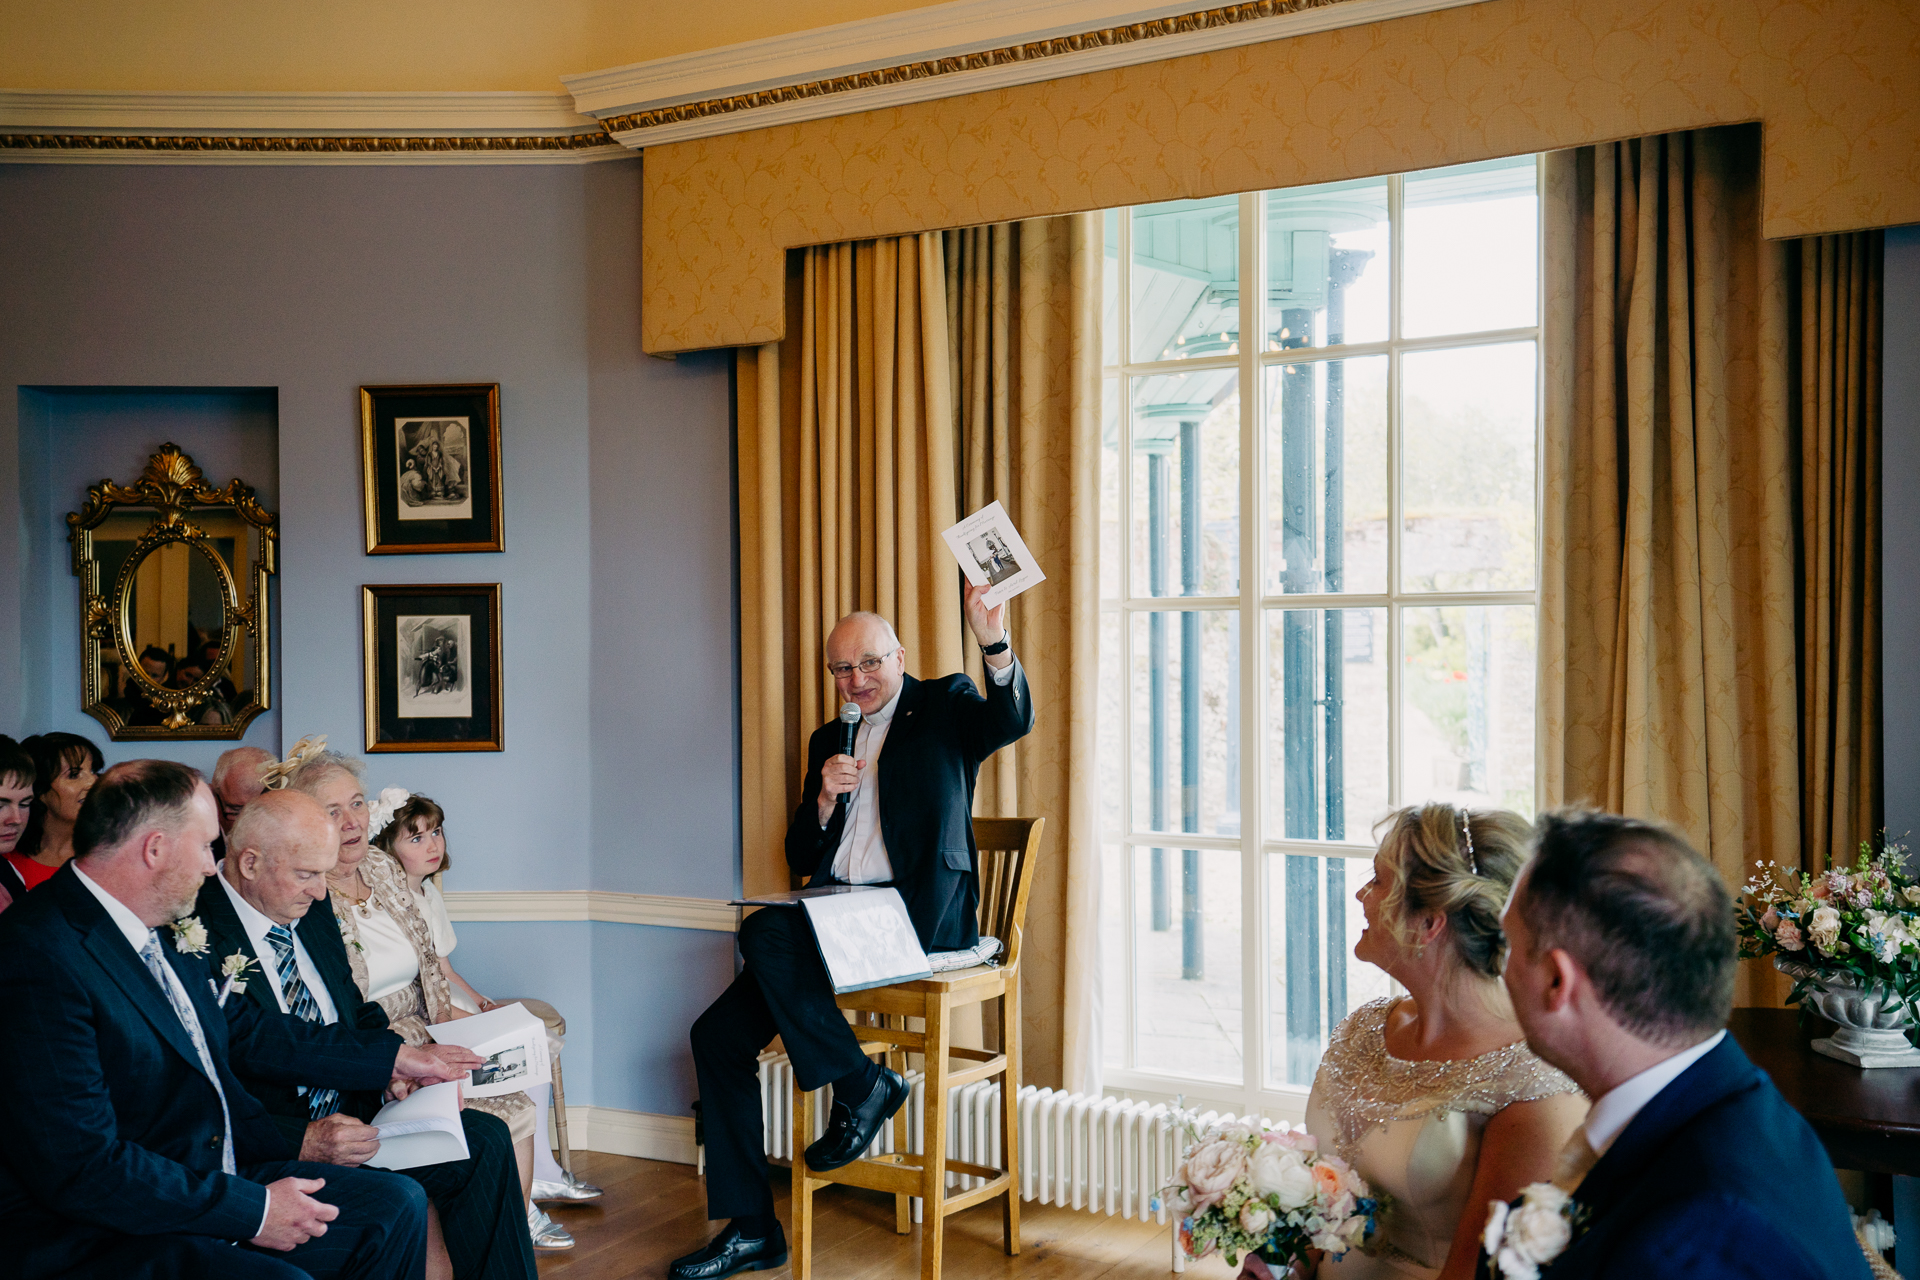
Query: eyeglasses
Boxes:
[{"xmin": 827, "ymin": 655, "xmax": 893, "ymax": 679}]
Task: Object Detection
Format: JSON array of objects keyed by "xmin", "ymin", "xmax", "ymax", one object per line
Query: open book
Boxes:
[
  {"xmin": 427, "ymin": 1001, "xmax": 553, "ymax": 1099},
  {"xmin": 364, "ymin": 1080, "xmax": 468, "ymax": 1171}
]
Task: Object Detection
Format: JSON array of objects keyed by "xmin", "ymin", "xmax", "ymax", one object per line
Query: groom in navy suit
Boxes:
[{"xmin": 1497, "ymin": 810, "xmax": 1869, "ymax": 1279}]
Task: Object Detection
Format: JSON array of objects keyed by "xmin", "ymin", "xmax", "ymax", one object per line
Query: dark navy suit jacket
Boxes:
[
  {"xmin": 1526, "ymin": 1035, "xmax": 1869, "ymax": 1279},
  {"xmin": 0, "ymin": 864, "xmax": 402, "ymax": 1275},
  {"xmin": 194, "ymin": 874, "xmax": 403, "ymax": 1150},
  {"xmin": 784, "ymin": 662, "xmax": 1033, "ymax": 953}
]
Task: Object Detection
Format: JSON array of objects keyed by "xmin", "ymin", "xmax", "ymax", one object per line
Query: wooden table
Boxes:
[{"xmin": 1728, "ymin": 1007, "xmax": 1920, "ymax": 1175}]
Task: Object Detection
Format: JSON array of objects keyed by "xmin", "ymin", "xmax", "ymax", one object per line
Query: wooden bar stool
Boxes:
[{"xmin": 790, "ymin": 816, "xmax": 1044, "ymax": 1280}]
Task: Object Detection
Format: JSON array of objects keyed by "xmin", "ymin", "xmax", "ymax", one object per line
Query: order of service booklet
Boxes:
[
  {"xmin": 426, "ymin": 1001, "xmax": 553, "ymax": 1099},
  {"xmin": 941, "ymin": 500, "xmax": 1045, "ymax": 607},
  {"xmin": 364, "ymin": 1080, "xmax": 468, "ymax": 1171}
]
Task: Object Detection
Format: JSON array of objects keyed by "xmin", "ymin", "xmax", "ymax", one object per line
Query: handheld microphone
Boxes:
[{"xmin": 835, "ymin": 702, "xmax": 862, "ymax": 807}]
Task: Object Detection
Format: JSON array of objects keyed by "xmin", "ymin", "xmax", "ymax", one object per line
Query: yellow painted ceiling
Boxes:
[{"xmin": 0, "ymin": 0, "xmax": 953, "ymax": 93}]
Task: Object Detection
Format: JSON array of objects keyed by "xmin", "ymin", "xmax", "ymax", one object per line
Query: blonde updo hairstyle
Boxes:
[{"xmin": 1372, "ymin": 803, "xmax": 1531, "ymax": 979}]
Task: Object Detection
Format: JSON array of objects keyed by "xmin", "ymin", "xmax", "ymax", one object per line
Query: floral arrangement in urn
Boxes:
[
  {"xmin": 1737, "ymin": 836, "xmax": 1920, "ymax": 1067},
  {"xmin": 1157, "ymin": 1111, "xmax": 1381, "ymax": 1273}
]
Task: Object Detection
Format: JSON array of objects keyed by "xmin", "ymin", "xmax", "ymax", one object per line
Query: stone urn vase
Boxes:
[{"xmin": 1775, "ymin": 956, "xmax": 1920, "ymax": 1068}]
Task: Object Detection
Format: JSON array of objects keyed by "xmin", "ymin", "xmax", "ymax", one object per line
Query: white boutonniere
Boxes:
[
  {"xmin": 216, "ymin": 951, "xmax": 260, "ymax": 1006},
  {"xmin": 170, "ymin": 916, "xmax": 209, "ymax": 956},
  {"xmin": 1483, "ymin": 1183, "xmax": 1585, "ymax": 1280}
]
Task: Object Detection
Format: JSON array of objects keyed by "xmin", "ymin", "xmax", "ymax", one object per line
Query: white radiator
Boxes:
[{"xmin": 753, "ymin": 1053, "xmax": 1265, "ymax": 1231}]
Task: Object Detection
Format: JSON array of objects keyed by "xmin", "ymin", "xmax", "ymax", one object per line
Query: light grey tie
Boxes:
[
  {"xmin": 1551, "ymin": 1126, "xmax": 1599, "ymax": 1192},
  {"xmin": 139, "ymin": 931, "xmax": 237, "ymax": 1175}
]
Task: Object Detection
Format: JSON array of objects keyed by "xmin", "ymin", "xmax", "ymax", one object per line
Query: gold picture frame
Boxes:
[
  {"xmin": 360, "ymin": 383, "xmax": 503, "ymax": 554},
  {"xmin": 362, "ymin": 583, "xmax": 503, "ymax": 752}
]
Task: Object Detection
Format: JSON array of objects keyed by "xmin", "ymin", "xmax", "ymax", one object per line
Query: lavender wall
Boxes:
[{"xmin": 0, "ymin": 158, "xmax": 737, "ymax": 1116}]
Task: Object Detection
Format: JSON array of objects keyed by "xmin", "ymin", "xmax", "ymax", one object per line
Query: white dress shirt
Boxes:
[
  {"xmin": 214, "ymin": 870, "xmax": 339, "ymax": 1025},
  {"xmin": 1582, "ymin": 1029, "xmax": 1727, "ymax": 1157},
  {"xmin": 824, "ymin": 659, "xmax": 1017, "ymax": 885},
  {"xmin": 72, "ymin": 864, "xmax": 270, "ymax": 1237}
]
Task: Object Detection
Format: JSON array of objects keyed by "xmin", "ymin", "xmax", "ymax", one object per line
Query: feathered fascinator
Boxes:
[
  {"xmin": 366, "ymin": 787, "xmax": 413, "ymax": 840},
  {"xmin": 259, "ymin": 735, "xmax": 328, "ymax": 790}
]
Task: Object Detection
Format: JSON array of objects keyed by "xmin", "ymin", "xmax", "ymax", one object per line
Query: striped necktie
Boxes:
[
  {"xmin": 264, "ymin": 924, "xmax": 340, "ymax": 1119},
  {"xmin": 138, "ymin": 932, "xmax": 237, "ymax": 1174}
]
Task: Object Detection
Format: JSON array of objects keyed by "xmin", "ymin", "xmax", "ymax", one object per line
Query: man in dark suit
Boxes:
[
  {"xmin": 196, "ymin": 789, "xmax": 537, "ymax": 1280},
  {"xmin": 676, "ymin": 585, "xmax": 1032, "ymax": 1280},
  {"xmin": 0, "ymin": 759, "xmax": 483, "ymax": 1280},
  {"xmin": 1495, "ymin": 810, "xmax": 1870, "ymax": 1279}
]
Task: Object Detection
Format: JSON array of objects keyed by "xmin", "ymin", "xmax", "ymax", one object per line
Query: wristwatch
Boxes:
[{"xmin": 979, "ymin": 631, "xmax": 1011, "ymax": 656}]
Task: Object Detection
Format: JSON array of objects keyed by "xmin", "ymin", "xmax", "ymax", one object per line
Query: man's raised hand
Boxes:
[
  {"xmin": 393, "ymin": 1042, "xmax": 483, "ymax": 1085},
  {"xmin": 250, "ymin": 1176, "xmax": 338, "ymax": 1251},
  {"xmin": 963, "ymin": 582, "xmax": 1008, "ymax": 655},
  {"xmin": 298, "ymin": 1114, "xmax": 381, "ymax": 1166}
]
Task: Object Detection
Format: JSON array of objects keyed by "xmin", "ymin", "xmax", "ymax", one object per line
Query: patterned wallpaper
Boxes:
[{"xmin": 640, "ymin": 0, "xmax": 1919, "ymax": 352}]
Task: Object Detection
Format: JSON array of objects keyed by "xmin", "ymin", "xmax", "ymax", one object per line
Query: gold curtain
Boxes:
[
  {"xmin": 1543, "ymin": 125, "xmax": 1883, "ymax": 1005},
  {"xmin": 735, "ymin": 217, "xmax": 1102, "ymax": 1090}
]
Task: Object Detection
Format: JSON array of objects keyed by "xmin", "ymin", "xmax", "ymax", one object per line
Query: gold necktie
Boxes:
[{"xmin": 1551, "ymin": 1127, "xmax": 1600, "ymax": 1192}]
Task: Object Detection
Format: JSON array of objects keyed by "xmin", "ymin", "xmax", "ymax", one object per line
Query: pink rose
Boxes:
[
  {"xmin": 1180, "ymin": 1138, "xmax": 1250, "ymax": 1216},
  {"xmin": 1760, "ymin": 907, "xmax": 1780, "ymax": 931},
  {"xmin": 1776, "ymin": 919, "xmax": 1805, "ymax": 950},
  {"xmin": 1312, "ymin": 1162, "xmax": 1345, "ymax": 1198}
]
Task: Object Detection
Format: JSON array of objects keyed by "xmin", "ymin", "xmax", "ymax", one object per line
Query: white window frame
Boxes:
[{"xmin": 1099, "ymin": 160, "xmax": 1547, "ymax": 1124}]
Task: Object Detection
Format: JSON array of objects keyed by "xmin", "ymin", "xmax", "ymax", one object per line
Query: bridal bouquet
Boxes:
[
  {"xmin": 1159, "ymin": 1115, "xmax": 1380, "ymax": 1271},
  {"xmin": 1738, "ymin": 836, "xmax": 1920, "ymax": 1018}
]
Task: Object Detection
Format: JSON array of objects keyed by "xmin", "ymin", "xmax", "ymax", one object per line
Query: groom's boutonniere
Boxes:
[
  {"xmin": 216, "ymin": 952, "xmax": 260, "ymax": 1006},
  {"xmin": 170, "ymin": 916, "xmax": 210, "ymax": 956},
  {"xmin": 1483, "ymin": 1182, "xmax": 1586, "ymax": 1280}
]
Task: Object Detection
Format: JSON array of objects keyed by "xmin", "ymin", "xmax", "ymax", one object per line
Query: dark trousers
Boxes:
[
  {"xmin": 691, "ymin": 906, "xmax": 869, "ymax": 1221},
  {"xmin": 37, "ymin": 1160, "xmax": 427, "ymax": 1280},
  {"xmin": 404, "ymin": 1110, "xmax": 537, "ymax": 1280}
]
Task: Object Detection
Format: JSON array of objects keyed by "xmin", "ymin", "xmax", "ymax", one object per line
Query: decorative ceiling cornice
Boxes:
[
  {"xmin": 0, "ymin": 91, "xmax": 624, "ymax": 164},
  {"xmin": 568, "ymin": 0, "xmax": 1495, "ymax": 149}
]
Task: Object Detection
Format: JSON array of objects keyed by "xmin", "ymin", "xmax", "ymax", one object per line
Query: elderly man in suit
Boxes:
[
  {"xmin": 196, "ymin": 788, "xmax": 536, "ymax": 1280},
  {"xmin": 0, "ymin": 759, "xmax": 482, "ymax": 1280},
  {"xmin": 676, "ymin": 583, "xmax": 1032, "ymax": 1280},
  {"xmin": 1494, "ymin": 810, "xmax": 1869, "ymax": 1279}
]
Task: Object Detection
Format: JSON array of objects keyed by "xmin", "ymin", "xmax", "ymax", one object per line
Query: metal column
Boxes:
[
  {"xmin": 1148, "ymin": 450, "xmax": 1171, "ymax": 932},
  {"xmin": 1180, "ymin": 417, "xmax": 1203, "ymax": 981}
]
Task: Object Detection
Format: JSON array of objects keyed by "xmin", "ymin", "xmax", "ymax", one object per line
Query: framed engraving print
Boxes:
[
  {"xmin": 360, "ymin": 384, "xmax": 503, "ymax": 554},
  {"xmin": 362, "ymin": 583, "xmax": 503, "ymax": 752}
]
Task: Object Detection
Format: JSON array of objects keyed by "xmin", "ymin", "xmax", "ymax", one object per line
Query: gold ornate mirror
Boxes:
[{"xmin": 68, "ymin": 443, "xmax": 277, "ymax": 738}]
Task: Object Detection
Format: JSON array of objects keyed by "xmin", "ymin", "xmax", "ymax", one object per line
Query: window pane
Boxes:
[
  {"xmin": 1400, "ymin": 605, "xmax": 1538, "ymax": 814},
  {"xmin": 1134, "ymin": 846, "xmax": 1243, "ymax": 1081},
  {"xmin": 1131, "ymin": 195, "xmax": 1239, "ymax": 362},
  {"xmin": 1101, "ymin": 376, "xmax": 1121, "ymax": 599},
  {"xmin": 1403, "ymin": 157, "xmax": 1538, "ymax": 338},
  {"xmin": 1129, "ymin": 609, "xmax": 1241, "ymax": 836},
  {"xmin": 1265, "ymin": 609, "xmax": 1389, "ymax": 842},
  {"xmin": 1267, "ymin": 852, "xmax": 1394, "ymax": 1087},
  {"xmin": 1265, "ymin": 176, "xmax": 1389, "ymax": 352},
  {"xmin": 1402, "ymin": 342, "xmax": 1537, "ymax": 592},
  {"xmin": 1130, "ymin": 371, "xmax": 1240, "ymax": 597},
  {"xmin": 1264, "ymin": 355, "xmax": 1387, "ymax": 595},
  {"xmin": 1103, "ymin": 208, "xmax": 1122, "ymax": 367},
  {"xmin": 1102, "ymin": 842, "xmax": 1128, "ymax": 1067}
]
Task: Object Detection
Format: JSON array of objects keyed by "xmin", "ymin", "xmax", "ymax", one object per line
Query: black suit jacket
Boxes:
[
  {"xmin": 784, "ymin": 662, "xmax": 1033, "ymax": 952},
  {"xmin": 194, "ymin": 875, "xmax": 403, "ymax": 1150},
  {"xmin": 1521, "ymin": 1035, "xmax": 1869, "ymax": 1279},
  {"xmin": 0, "ymin": 864, "xmax": 403, "ymax": 1271}
]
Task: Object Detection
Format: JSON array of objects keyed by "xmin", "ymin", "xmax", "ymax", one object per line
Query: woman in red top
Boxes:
[
  {"xmin": 5, "ymin": 732, "xmax": 102, "ymax": 893},
  {"xmin": 0, "ymin": 737, "xmax": 33, "ymax": 910}
]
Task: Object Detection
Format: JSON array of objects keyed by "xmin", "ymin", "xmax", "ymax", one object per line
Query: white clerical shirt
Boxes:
[
  {"xmin": 214, "ymin": 868, "xmax": 340, "ymax": 1025},
  {"xmin": 1581, "ymin": 1029, "xmax": 1726, "ymax": 1157},
  {"xmin": 827, "ymin": 660, "xmax": 1016, "ymax": 884}
]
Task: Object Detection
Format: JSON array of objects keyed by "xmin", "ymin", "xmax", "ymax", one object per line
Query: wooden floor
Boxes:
[{"xmin": 534, "ymin": 1153, "xmax": 1242, "ymax": 1279}]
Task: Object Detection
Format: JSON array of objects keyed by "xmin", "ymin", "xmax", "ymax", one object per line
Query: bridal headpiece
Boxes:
[
  {"xmin": 1461, "ymin": 809, "xmax": 1479, "ymax": 876},
  {"xmin": 366, "ymin": 787, "xmax": 413, "ymax": 840},
  {"xmin": 260, "ymin": 734, "xmax": 328, "ymax": 791}
]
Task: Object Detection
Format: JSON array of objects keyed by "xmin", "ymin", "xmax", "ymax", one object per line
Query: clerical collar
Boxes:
[{"xmin": 864, "ymin": 684, "xmax": 905, "ymax": 730}]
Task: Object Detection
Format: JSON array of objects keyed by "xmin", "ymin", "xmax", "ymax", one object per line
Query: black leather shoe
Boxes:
[
  {"xmin": 803, "ymin": 1066, "xmax": 909, "ymax": 1172},
  {"xmin": 667, "ymin": 1223, "xmax": 788, "ymax": 1279}
]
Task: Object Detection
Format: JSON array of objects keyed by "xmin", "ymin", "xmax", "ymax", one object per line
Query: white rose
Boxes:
[
  {"xmin": 1902, "ymin": 886, "xmax": 1920, "ymax": 906},
  {"xmin": 1269, "ymin": 1158, "xmax": 1318, "ymax": 1211},
  {"xmin": 1504, "ymin": 1199, "xmax": 1573, "ymax": 1264},
  {"xmin": 1239, "ymin": 1202, "xmax": 1275, "ymax": 1237},
  {"xmin": 1495, "ymin": 1245, "xmax": 1542, "ymax": 1280},
  {"xmin": 1809, "ymin": 906, "xmax": 1843, "ymax": 951}
]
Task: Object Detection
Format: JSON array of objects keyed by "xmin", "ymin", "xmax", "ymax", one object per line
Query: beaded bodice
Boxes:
[{"xmin": 1314, "ymin": 996, "xmax": 1581, "ymax": 1165}]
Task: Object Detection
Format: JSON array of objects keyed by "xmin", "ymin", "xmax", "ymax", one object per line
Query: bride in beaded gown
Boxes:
[{"xmin": 1303, "ymin": 806, "xmax": 1588, "ymax": 1280}]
